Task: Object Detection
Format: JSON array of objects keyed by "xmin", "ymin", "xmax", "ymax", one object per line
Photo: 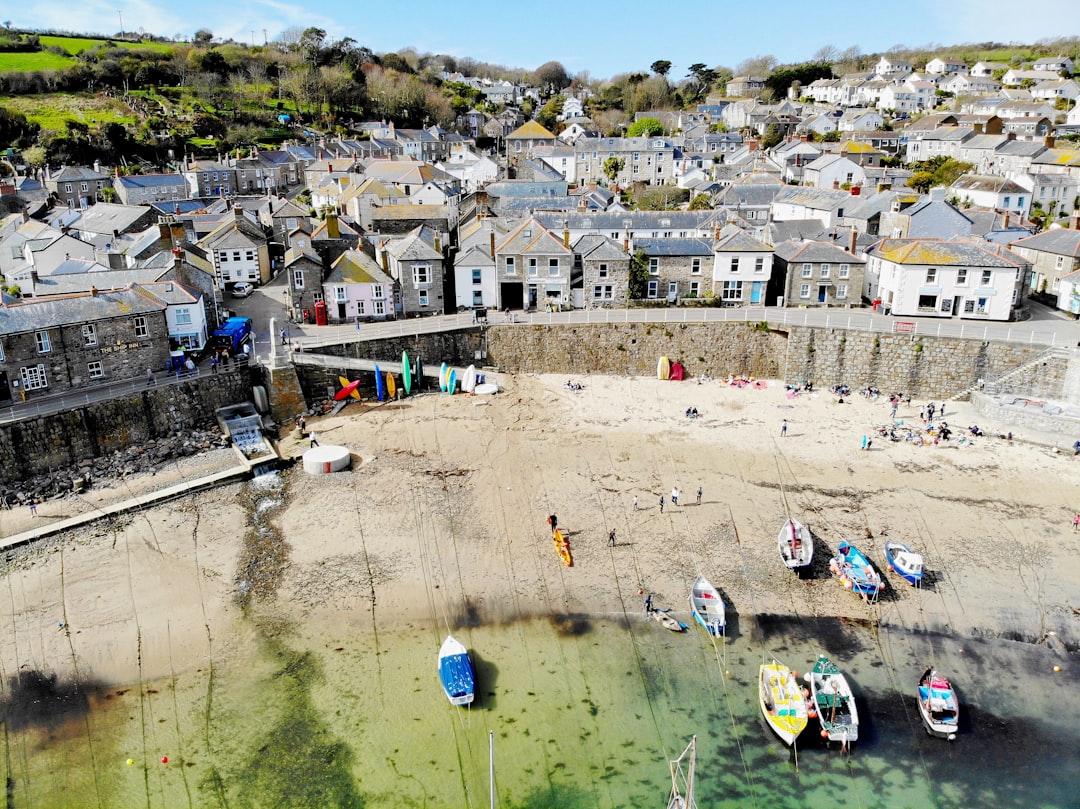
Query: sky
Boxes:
[{"xmin": 13, "ymin": 0, "xmax": 1080, "ymax": 80}]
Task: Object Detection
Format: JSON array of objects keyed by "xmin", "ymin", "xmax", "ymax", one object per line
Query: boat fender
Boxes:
[
  {"xmin": 820, "ymin": 729, "xmax": 829, "ymax": 738},
  {"xmin": 802, "ymin": 688, "xmax": 810, "ymax": 698},
  {"xmin": 808, "ymin": 709, "xmax": 818, "ymax": 719}
]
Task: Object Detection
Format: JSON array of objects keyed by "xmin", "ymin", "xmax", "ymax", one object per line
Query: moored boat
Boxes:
[
  {"xmin": 806, "ymin": 655, "xmax": 859, "ymax": 747},
  {"xmin": 666, "ymin": 735, "xmax": 697, "ymax": 809},
  {"xmin": 884, "ymin": 540, "xmax": 924, "ymax": 586},
  {"xmin": 688, "ymin": 575, "xmax": 726, "ymax": 637},
  {"xmin": 652, "ymin": 609, "xmax": 685, "ymax": 632},
  {"xmin": 829, "ymin": 542, "xmax": 883, "ymax": 599},
  {"xmin": 438, "ymin": 635, "xmax": 475, "ymax": 706},
  {"xmin": 758, "ymin": 660, "xmax": 808, "ymax": 747},
  {"xmin": 917, "ymin": 667, "xmax": 959, "ymax": 740},
  {"xmin": 778, "ymin": 518, "xmax": 814, "ymax": 571}
]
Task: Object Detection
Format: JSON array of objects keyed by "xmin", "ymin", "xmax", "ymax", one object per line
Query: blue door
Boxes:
[{"xmin": 750, "ymin": 281, "xmax": 763, "ymax": 303}]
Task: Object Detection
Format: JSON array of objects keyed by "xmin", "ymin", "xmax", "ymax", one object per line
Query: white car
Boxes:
[{"xmin": 230, "ymin": 283, "xmax": 255, "ymax": 298}]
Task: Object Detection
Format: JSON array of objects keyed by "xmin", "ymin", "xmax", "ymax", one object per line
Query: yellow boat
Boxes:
[{"xmin": 759, "ymin": 660, "xmax": 808, "ymax": 747}]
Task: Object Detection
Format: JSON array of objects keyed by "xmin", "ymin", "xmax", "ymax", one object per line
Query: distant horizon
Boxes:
[{"xmin": 10, "ymin": 0, "xmax": 1080, "ymax": 82}]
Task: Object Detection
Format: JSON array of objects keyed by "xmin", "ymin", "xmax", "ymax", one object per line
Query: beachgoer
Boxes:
[
  {"xmin": 297, "ymin": 415, "xmax": 306, "ymax": 433},
  {"xmin": 644, "ymin": 593, "xmax": 653, "ymax": 614},
  {"xmin": 659, "ymin": 496, "xmax": 665, "ymax": 513},
  {"xmin": 671, "ymin": 487, "xmax": 679, "ymax": 506},
  {"xmin": 891, "ymin": 401, "xmax": 899, "ymax": 419},
  {"xmin": 210, "ymin": 355, "xmax": 218, "ymax": 374},
  {"xmin": 609, "ymin": 529, "xmax": 617, "ymax": 547},
  {"xmin": 940, "ymin": 401, "xmax": 946, "ymax": 418},
  {"xmin": 1074, "ymin": 514, "xmax": 1080, "ymax": 532},
  {"xmin": 28, "ymin": 499, "xmax": 37, "ymax": 517},
  {"xmin": 548, "ymin": 514, "xmax": 558, "ymax": 534},
  {"xmin": 280, "ymin": 328, "xmax": 287, "ymax": 345},
  {"xmin": 1073, "ymin": 440, "xmax": 1080, "ymax": 456},
  {"xmin": 632, "ymin": 496, "xmax": 638, "ymax": 511},
  {"xmin": 146, "ymin": 367, "xmax": 155, "ymax": 386},
  {"xmin": 696, "ymin": 486, "xmax": 703, "ymax": 505},
  {"xmin": 309, "ymin": 430, "xmax": 319, "ymax": 447},
  {"xmin": 781, "ymin": 419, "xmax": 788, "ymax": 437}
]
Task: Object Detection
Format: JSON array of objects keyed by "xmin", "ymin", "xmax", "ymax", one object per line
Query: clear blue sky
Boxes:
[{"xmin": 15, "ymin": 0, "xmax": 1080, "ymax": 80}]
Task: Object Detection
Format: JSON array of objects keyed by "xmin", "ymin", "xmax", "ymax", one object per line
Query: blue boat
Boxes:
[
  {"xmin": 829, "ymin": 542, "xmax": 883, "ymax": 598},
  {"xmin": 438, "ymin": 635, "xmax": 475, "ymax": 706},
  {"xmin": 884, "ymin": 540, "xmax": 924, "ymax": 586}
]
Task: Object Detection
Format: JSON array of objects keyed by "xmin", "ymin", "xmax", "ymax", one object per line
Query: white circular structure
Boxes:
[{"xmin": 302, "ymin": 445, "xmax": 352, "ymax": 474}]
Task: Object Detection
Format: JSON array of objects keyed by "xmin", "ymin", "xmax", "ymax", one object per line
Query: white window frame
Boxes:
[
  {"xmin": 721, "ymin": 280, "xmax": 743, "ymax": 301},
  {"xmin": 357, "ymin": 300, "xmax": 366, "ymax": 316},
  {"xmin": 527, "ymin": 258, "xmax": 538, "ymax": 277},
  {"xmin": 926, "ymin": 268, "xmax": 937, "ymax": 283},
  {"xmin": 754, "ymin": 257, "xmax": 764, "ymax": 274},
  {"xmin": 799, "ymin": 283, "xmax": 811, "ymax": 299},
  {"xmin": 174, "ymin": 308, "xmax": 192, "ymax": 326},
  {"xmin": 82, "ymin": 323, "xmax": 98, "ymax": 345},
  {"xmin": 372, "ymin": 285, "xmax": 385, "ymax": 300},
  {"xmin": 334, "ymin": 286, "xmax": 347, "ymax": 302},
  {"xmin": 801, "ymin": 263, "xmax": 813, "ymax": 278},
  {"xmin": 956, "ymin": 268, "xmax": 968, "ymax": 285},
  {"xmin": 649, "ymin": 258, "xmax": 659, "ymax": 276},
  {"xmin": 838, "ymin": 263, "xmax": 850, "ymax": 279},
  {"xmin": 88, "ymin": 361, "xmax": 105, "ymax": 379},
  {"xmin": 373, "ymin": 299, "xmax": 386, "ymax": 315},
  {"xmin": 35, "ymin": 331, "xmax": 51, "ymax": 353},
  {"xmin": 548, "ymin": 258, "xmax": 559, "ymax": 277},
  {"xmin": 981, "ymin": 270, "xmax": 992, "ymax": 285},
  {"xmin": 836, "ymin": 284, "xmax": 848, "ymax": 300},
  {"xmin": 413, "ymin": 265, "xmax": 430, "ymax": 285},
  {"xmin": 820, "ymin": 263, "xmax": 831, "ymax": 279},
  {"xmin": 418, "ymin": 290, "xmax": 429, "ymax": 307},
  {"xmin": 598, "ymin": 263, "xmax": 609, "ymax": 279},
  {"xmin": 647, "ymin": 280, "xmax": 659, "ymax": 298},
  {"xmin": 505, "ymin": 257, "xmax": 517, "ymax": 275},
  {"xmin": 21, "ymin": 364, "xmax": 48, "ymax": 390},
  {"xmin": 293, "ymin": 269, "xmax": 305, "ymax": 288}
]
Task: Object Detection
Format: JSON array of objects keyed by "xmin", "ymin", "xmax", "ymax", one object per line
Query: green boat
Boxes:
[{"xmin": 807, "ymin": 655, "xmax": 859, "ymax": 748}]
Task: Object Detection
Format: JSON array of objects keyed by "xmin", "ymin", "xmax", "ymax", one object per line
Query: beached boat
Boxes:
[
  {"xmin": 917, "ymin": 667, "xmax": 959, "ymax": 740},
  {"xmin": 438, "ymin": 635, "xmax": 475, "ymax": 706},
  {"xmin": 884, "ymin": 540, "xmax": 924, "ymax": 586},
  {"xmin": 758, "ymin": 660, "xmax": 808, "ymax": 747},
  {"xmin": 829, "ymin": 542, "xmax": 884, "ymax": 599},
  {"xmin": 666, "ymin": 735, "xmax": 697, "ymax": 809},
  {"xmin": 778, "ymin": 518, "xmax": 814, "ymax": 571},
  {"xmin": 806, "ymin": 655, "xmax": 859, "ymax": 747},
  {"xmin": 688, "ymin": 575, "xmax": 726, "ymax": 637},
  {"xmin": 652, "ymin": 609, "xmax": 685, "ymax": 632}
]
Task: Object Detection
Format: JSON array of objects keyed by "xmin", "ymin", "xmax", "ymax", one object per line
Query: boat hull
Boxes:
[
  {"xmin": 830, "ymin": 543, "xmax": 883, "ymax": 596},
  {"xmin": 778, "ymin": 519, "xmax": 813, "ymax": 570},
  {"xmin": 652, "ymin": 609, "xmax": 684, "ymax": 632},
  {"xmin": 689, "ymin": 575, "xmax": 726, "ymax": 636},
  {"xmin": 438, "ymin": 635, "xmax": 475, "ymax": 706},
  {"xmin": 808, "ymin": 656, "xmax": 859, "ymax": 746},
  {"xmin": 917, "ymin": 668, "xmax": 959, "ymax": 740},
  {"xmin": 759, "ymin": 662, "xmax": 808, "ymax": 747},
  {"xmin": 884, "ymin": 541, "xmax": 924, "ymax": 586}
]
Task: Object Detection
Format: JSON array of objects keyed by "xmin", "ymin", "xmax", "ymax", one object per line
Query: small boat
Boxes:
[
  {"xmin": 438, "ymin": 635, "xmax": 475, "ymax": 706},
  {"xmin": 829, "ymin": 542, "xmax": 883, "ymax": 599},
  {"xmin": 759, "ymin": 660, "xmax": 808, "ymax": 747},
  {"xmin": 651, "ymin": 609, "xmax": 685, "ymax": 632},
  {"xmin": 917, "ymin": 667, "xmax": 959, "ymax": 740},
  {"xmin": 884, "ymin": 540, "xmax": 924, "ymax": 586},
  {"xmin": 552, "ymin": 529, "xmax": 573, "ymax": 567},
  {"xmin": 806, "ymin": 655, "xmax": 859, "ymax": 747},
  {"xmin": 688, "ymin": 575, "xmax": 726, "ymax": 637},
  {"xmin": 778, "ymin": 518, "xmax": 814, "ymax": 571},
  {"xmin": 666, "ymin": 735, "xmax": 697, "ymax": 809}
]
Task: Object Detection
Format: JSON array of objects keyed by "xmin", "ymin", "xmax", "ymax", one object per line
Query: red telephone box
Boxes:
[{"xmin": 314, "ymin": 300, "xmax": 328, "ymax": 326}]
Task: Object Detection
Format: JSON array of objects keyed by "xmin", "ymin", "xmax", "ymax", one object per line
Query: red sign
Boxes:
[{"xmin": 892, "ymin": 320, "xmax": 917, "ymax": 334}]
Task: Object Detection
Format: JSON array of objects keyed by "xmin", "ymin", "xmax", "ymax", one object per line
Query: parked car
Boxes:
[{"xmin": 230, "ymin": 282, "xmax": 255, "ymax": 298}]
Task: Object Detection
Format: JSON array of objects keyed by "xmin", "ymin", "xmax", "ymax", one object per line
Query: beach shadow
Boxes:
[
  {"xmin": 470, "ymin": 650, "xmax": 498, "ymax": 709},
  {"xmin": 798, "ymin": 529, "xmax": 834, "ymax": 581},
  {"xmin": 1, "ymin": 669, "xmax": 101, "ymax": 732}
]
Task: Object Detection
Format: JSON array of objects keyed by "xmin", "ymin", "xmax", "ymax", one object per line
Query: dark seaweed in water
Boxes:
[
  {"xmin": 234, "ymin": 477, "xmax": 290, "ymax": 610},
  {"xmin": 548, "ymin": 613, "xmax": 592, "ymax": 637},
  {"xmin": 0, "ymin": 670, "xmax": 96, "ymax": 732}
]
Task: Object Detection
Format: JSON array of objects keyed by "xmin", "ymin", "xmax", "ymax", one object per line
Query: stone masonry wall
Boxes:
[{"xmin": 0, "ymin": 368, "xmax": 252, "ymax": 484}]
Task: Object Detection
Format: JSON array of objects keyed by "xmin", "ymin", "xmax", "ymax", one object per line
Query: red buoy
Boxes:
[{"xmin": 161, "ymin": 756, "xmax": 169, "ymax": 764}]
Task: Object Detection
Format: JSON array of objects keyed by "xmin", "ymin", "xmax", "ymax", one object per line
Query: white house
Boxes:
[
  {"xmin": 1031, "ymin": 56, "xmax": 1074, "ymax": 74},
  {"xmin": 802, "ymin": 155, "xmax": 867, "ymax": 190},
  {"xmin": 770, "ymin": 187, "xmax": 853, "ymax": 229},
  {"xmin": 878, "ymin": 84, "xmax": 919, "ymax": 114},
  {"xmin": 436, "ymin": 152, "xmax": 498, "ymax": 193},
  {"xmin": 837, "ymin": 109, "xmax": 884, "ymax": 132},
  {"xmin": 948, "ymin": 174, "xmax": 1029, "ymax": 214},
  {"xmin": 711, "ymin": 224, "xmax": 774, "ymax": 305},
  {"xmin": 971, "ymin": 61, "xmax": 1009, "ymax": 77},
  {"xmin": 939, "ymin": 74, "xmax": 1001, "ymax": 95},
  {"xmin": 874, "ymin": 57, "xmax": 912, "ymax": 76},
  {"xmin": 1002, "ymin": 69, "xmax": 1060, "ymax": 87},
  {"xmin": 865, "ymin": 238, "xmax": 1030, "ymax": 320},
  {"xmin": 1030, "ymin": 79, "xmax": 1080, "ymax": 103},
  {"xmin": 1056, "ymin": 268, "xmax": 1080, "ymax": 315},
  {"xmin": 925, "ymin": 58, "xmax": 968, "ymax": 75},
  {"xmin": 322, "ymin": 249, "xmax": 395, "ymax": 323}
]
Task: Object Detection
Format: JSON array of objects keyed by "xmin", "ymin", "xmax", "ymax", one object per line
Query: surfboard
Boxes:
[
  {"xmin": 657, "ymin": 356, "xmax": 671, "ymax": 380},
  {"xmin": 415, "ymin": 356, "xmax": 424, "ymax": 391},
  {"xmin": 386, "ymin": 372, "xmax": 396, "ymax": 399},
  {"xmin": 446, "ymin": 368, "xmax": 457, "ymax": 394},
  {"xmin": 402, "ymin": 351, "xmax": 412, "ymax": 395},
  {"xmin": 439, "ymin": 362, "xmax": 448, "ymax": 392},
  {"xmin": 462, "ymin": 364, "xmax": 477, "ymax": 393},
  {"xmin": 444, "ymin": 365, "xmax": 454, "ymax": 392},
  {"xmin": 474, "ymin": 383, "xmax": 498, "ymax": 395},
  {"xmin": 374, "ymin": 364, "xmax": 385, "ymax": 401}
]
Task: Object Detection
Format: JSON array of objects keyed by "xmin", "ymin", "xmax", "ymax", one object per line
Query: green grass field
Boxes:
[
  {"xmin": 0, "ymin": 51, "xmax": 73, "ymax": 71},
  {"xmin": 0, "ymin": 93, "xmax": 137, "ymax": 131},
  {"xmin": 39, "ymin": 35, "xmax": 175, "ymax": 55}
]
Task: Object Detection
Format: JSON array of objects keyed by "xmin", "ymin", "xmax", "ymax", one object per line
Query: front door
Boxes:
[
  {"xmin": 953, "ymin": 296, "xmax": 963, "ymax": 318},
  {"xmin": 0, "ymin": 372, "xmax": 10, "ymax": 405},
  {"xmin": 750, "ymin": 281, "xmax": 763, "ymax": 304},
  {"xmin": 818, "ymin": 285, "xmax": 828, "ymax": 303},
  {"xmin": 337, "ymin": 302, "xmax": 347, "ymax": 320},
  {"xmin": 528, "ymin": 285, "xmax": 538, "ymax": 310}
]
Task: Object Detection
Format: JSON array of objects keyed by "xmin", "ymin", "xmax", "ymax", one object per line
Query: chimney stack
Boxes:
[
  {"xmin": 1003, "ymin": 211, "xmax": 1011, "ymax": 229},
  {"xmin": 833, "ymin": 180, "xmax": 840, "ymax": 189},
  {"xmin": 489, "ymin": 229, "xmax": 496, "ymax": 260},
  {"xmin": 434, "ymin": 229, "xmax": 442, "ymax": 253},
  {"xmin": 380, "ymin": 241, "xmax": 389, "ymax": 271},
  {"xmin": 563, "ymin": 221, "xmax": 570, "ymax": 247},
  {"xmin": 326, "ymin": 210, "xmax": 340, "ymax": 239},
  {"xmin": 234, "ymin": 204, "xmax": 243, "ymax": 220},
  {"xmin": 1043, "ymin": 135, "xmax": 1055, "ymax": 149},
  {"xmin": 747, "ymin": 138, "xmax": 759, "ymax": 152},
  {"xmin": 159, "ymin": 222, "xmax": 172, "ymax": 241},
  {"xmin": 848, "ymin": 229, "xmax": 858, "ymax": 254},
  {"xmin": 90, "ymin": 286, "xmax": 98, "ymax": 296}
]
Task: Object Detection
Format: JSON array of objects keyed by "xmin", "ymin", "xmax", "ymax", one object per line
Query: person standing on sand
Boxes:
[
  {"xmin": 671, "ymin": 486, "xmax": 679, "ymax": 506},
  {"xmin": 644, "ymin": 593, "xmax": 653, "ymax": 614},
  {"xmin": 548, "ymin": 514, "xmax": 558, "ymax": 535},
  {"xmin": 28, "ymin": 499, "xmax": 38, "ymax": 517},
  {"xmin": 659, "ymin": 496, "xmax": 665, "ymax": 513},
  {"xmin": 609, "ymin": 528, "xmax": 617, "ymax": 547},
  {"xmin": 1073, "ymin": 514, "xmax": 1079, "ymax": 532},
  {"xmin": 309, "ymin": 430, "xmax": 319, "ymax": 447},
  {"xmin": 781, "ymin": 419, "xmax": 788, "ymax": 437},
  {"xmin": 696, "ymin": 486, "xmax": 703, "ymax": 505},
  {"xmin": 632, "ymin": 495, "xmax": 638, "ymax": 511}
]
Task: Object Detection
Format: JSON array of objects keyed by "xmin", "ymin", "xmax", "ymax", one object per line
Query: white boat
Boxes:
[
  {"xmin": 806, "ymin": 655, "xmax": 859, "ymax": 747},
  {"xmin": 688, "ymin": 575, "xmax": 726, "ymax": 637},
  {"xmin": 884, "ymin": 540, "xmax": 924, "ymax": 586},
  {"xmin": 666, "ymin": 735, "xmax": 697, "ymax": 809},
  {"xmin": 778, "ymin": 518, "xmax": 813, "ymax": 571},
  {"xmin": 438, "ymin": 635, "xmax": 475, "ymax": 706},
  {"xmin": 917, "ymin": 667, "xmax": 959, "ymax": 740},
  {"xmin": 652, "ymin": 609, "xmax": 685, "ymax": 632},
  {"xmin": 759, "ymin": 660, "xmax": 808, "ymax": 747}
]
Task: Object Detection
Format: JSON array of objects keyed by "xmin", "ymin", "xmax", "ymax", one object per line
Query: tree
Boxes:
[
  {"xmin": 689, "ymin": 193, "xmax": 713, "ymax": 210},
  {"xmin": 650, "ymin": 60, "xmax": 672, "ymax": 77},
  {"xmin": 627, "ymin": 117, "xmax": 663, "ymax": 137},
  {"xmin": 628, "ymin": 250, "xmax": 649, "ymax": 300},
  {"xmin": 907, "ymin": 171, "xmax": 934, "ymax": 193},
  {"xmin": 193, "ymin": 29, "xmax": 213, "ymax": 47},
  {"xmin": 533, "ymin": 60, "xmax": 570, "ymax": 93},
  {"xmin": 535, "ymin": 95, "xmax": 564, "ymax": 130},
  {"xmin": 735, "ymin": 54, "xmax": 777, "ymax": 78},
  {"xmin": 602, "ymin": 156, "xmax": 625, "ymax": 186},
  {"xmin": 761, "ymin": 124, "xmax": 783, "ymax": 150}
]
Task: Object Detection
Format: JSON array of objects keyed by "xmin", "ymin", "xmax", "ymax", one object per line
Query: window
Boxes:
[
  {"xmin": 799, "ymin": 283, "xmax": 811, "ymax": 299},
  {"xmin": 755, "ymin": 257, "xmax": 764, "ymax": 274},
  {"xmin": 65, "ymin": 183, "xmax": 72, "ymax": 193},
  {"xmin": 0, "ymin": 342, "xmax": 4, "ymax": 361},
  {"xmin": 133, "ymin": 316, "xmax": 148, "ymax": 338},
  {"xmin": 691, "ymin": 259, "xmax": 701, "ymax": 275},
  {"xmin": 372, "ymin": 285, "xmax": 385, "ymax": 300},
  {"xmin": 925, "ymin": 268, "xmax": 937, "ymax": 283},
  {"xmin": 528, "ymin": 258, "xmax": 538, "ymax": 276},
  {"xmin": 1056, "ymin": 256, "xmax": 1065, "ymax": 269},
  {"xmin": 357, "ymin": 300, "xmax": 366, "ymax": 316},
  {"xmin": 232, "ymin": 251, "xmax": 241, "ymax": 262},
  {"xmin": 836, "ymin": 284, "xmax": 848, "ymax": 300},
  {"xmin": 689, "ymin": 281, "xmax": 701, "ymax": 297},
  {"xmin": 21, "ymin": 364, "xmax": 48, "ymax": 390},
  {"xmin": 1003, "ymin": 196, "xmax": 1011, "ymax": 208},
  {"xmin": 918, "ymin": 294, "xmax": 937, "ymax": 310},
  {"xmin": 82, "ymin": 323, "xmax": 98, "ymax": 345},
  {"xmin": 548, "ymin": 258, "xmax": 559, "ymax": 276},
  {"xmin": 801, "ymin": 263, "xmax": 813, "ymax": 278},
  {"xmin": 956, "ymin": 268, "xmax": 968, "ymax": 285},
  {"xmin": 35, "ymin": 331, "xmax": 51, "ymax": 353},
  {"xmin": 472, "ymin": 290, "xmax": 483, "ymax": 306},
  {"xmin": 981, "ymin": 270, "xmax": 992, "ymax": 285},
  {"xmin": 472, "ymin": 269, "xmax": 482, "ymax": 285},
  {"xmin": 593, "ymin": 285, "xmax": 613, "ymax": 300},
  {"xmin": 418, "ymin": 290, "xmax": 429, "ymax": 307},
  {"xmin": 80, "ymin": 182, "xmax": 88, "ymax": 192},
  {"xmin": 174, "ymin": 308, "xmax": 192, "ymax": 326},
  {"xmin": 649, "ymin": 258, "xmax": 659, "ymax": 275},
  {"xmin": 219, "ymin": 252, "xmax": 228, "ymax": 262},
  {"xmin": 245, "ymin": 250, "xmax": 255, "ymax": 262},
  {"xmin": 413, "ymin": 265, "xmax": 430, "ymax": 285},
  {"xmin": 598, "ymin": 263, "xmax": 609, "ymax": 279},
  {"xmin": 88, "ymin": 361, "xmax": 104, "ymax": 380},
  {"xmin": 293, "ymin": 270, "xmax": 305, "ymax": 288},
  {"xmin": 647, "ymin": 280, "xmax": 659, "ymax": 298},
  {"xmin": 334, "ymin": 286, "xmax": 347, "ymax": 302},
  {"xmin": 820, "ymin": 264, "xmax": 831, "ymax": 278},
  {"xmin": 976, "ymin": 297, "xmax": 989, "ymax": 314},
  {"xmin": 730, "ymin": 257, "xmax": 739, "ymax": 273},
  {"xmin": 374, "ymin": 299, "xmax": 386, "ymax": 315},
  {"xmin": 722, "ymin": 281, "xmax": 742, "ymax": 300},
  {"xmin": 505, "ymin": 257, "xmax": 516, "ymax": 275}
]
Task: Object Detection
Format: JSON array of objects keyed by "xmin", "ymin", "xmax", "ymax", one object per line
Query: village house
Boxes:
[
  {"xmin": 874, "ymin": 57, "xmax": 912, "ymax": 76},
  {"xmin": 802, "ymin": 155, "xmax": 867, "ymax": 190},
  {"xmin": 321, "ymin": 249, "xmax": 395, "ymax": 323},
  {"xmin": 1007, "ymin": 221, "xmax": 1080, "ymax": 300},
  {"xmin": 0, "ymin": 219, "xmax": 96, "ymax": 288},
  {"xmin": 505, "ymin": 121, "xmax": 558, "ymax": 164},
  {"xmin": 183, "ymin": 159, "xmax": 237, "ymax": 198},
  {"xmin": 573, "ymin": 136, "xmax": 680, "ymax": 188},
  {"xmin": 376, "ymin": 225, "xmax": 447, "ymax": 316},
  {"xmin": 949, "ymin": 175, "xmax": 1029, "ymax": 214},
  {"xmin": 0, "ymin": 286, "xmax": 172, "ymax": 404},
  {"xmin": 234, "ymin": 150, "xmax": 302, "ymax": 195},
  {"xmin": 925, "ymin": 58, "xmax": 968, "ymax": 75},
  {"xmin": 283, "ymin": 229, "xmax": 326, "ymax": 324},
  {"xmin": 576, "ymin": 234, "xmax": 630, "ymax": 309},
  {"xmin": 770, "ymin": 187, "xmax": 853, "ymax": 229},
  {"xmin": 773, "ymin": 235, "xmax": 865, "ymax": 308},
  {"xmin": 197, "ymin": 206, "xmax": 272, "ymax": 289},
  {"xmin": 1031, "ymin": 56, "xmax": 1074, "ymax": 74},
  {"xmin": 493, "ymin": 217, "xmax": 574, "ymax": 311},
  {"xmin": 113, "ymin": 173, "xmax": 190, "ymax": 206},
  {"xmin": 711, "ymin": 225, "xmax": 775, "ymax": 305},
  {"xmin": 453, "ymin": 219, "xmax": 507, "ymax": 311},
  {"xmin": 727, "ymin": 76, "xmax": 767, "ymax": 98},
  {"xmin": 865, "ymin": 238, "xmax": 1030, "ymax": 320},
  {"xmin": 971, "ymin": 61, "xmax": 1010, "ymax": 77},
  {"xmin": 44, "ymin": 165, "xmax": 111, "ymax": 209},
  {"xmin": 634, "ymin": 237, "xmax": 714, "ymax": 303}
]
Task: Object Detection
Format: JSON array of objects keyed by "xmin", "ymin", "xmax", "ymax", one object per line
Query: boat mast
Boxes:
[{"xmin": 489, "ymin": 730, "xmax": 495, "ymax": 809}]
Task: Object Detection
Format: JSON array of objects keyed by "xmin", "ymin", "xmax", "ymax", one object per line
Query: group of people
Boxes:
[
  {"xmin": 684, "ymin": 407, "xmax": 700, "ymax": 419},
  {"xmin": 564, "ymin": 380, "xmax": 584, "ymax": 391}
]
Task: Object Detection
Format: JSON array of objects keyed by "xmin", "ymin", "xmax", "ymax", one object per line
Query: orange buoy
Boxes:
[
  {"xmin": 808, "ymin": 709, "xmax": 817, "ymax": 719},
  {"xmin": 820, "ymin": 729, "xmax": 829, "ymax": 738}
]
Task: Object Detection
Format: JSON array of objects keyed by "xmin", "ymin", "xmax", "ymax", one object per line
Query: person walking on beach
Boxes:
[
  {"xmin": 309, "ymin": 430, "xmax": 319, "ymax": 447},
  {"xmin": 632, "ymin": 495, "xmax": 638, "ymax": 511},
  {"xmin": 548, "ymin": 514, "xmax": 558, "ymax": 535},
  {"xmin": 280, "ymin": 328, "xmax": 287, "ymax": 345},
  {"xmin": 696, "ymin": 486, "xmax": 703, "ymax": 505},
  {"xmin": 780, "ymin": 419, "xmax": 788, "ymax": 437},
  {"xmin": 609, "ymin": 528, "xmax": 617, "ymax": 547},
  {"xmin": 940, "ymin": 401, "xmax": 947, "ymax": 418},
  {"xmin": 644, "ymin": 593, "xmax": 653, "ymax": 614},
  {"xmin": 671, "ymin": 486, "xmax": 680, "ymax": 506},
  {"xmin": 659, "ymin": 496, "xmax": 665, "ymax": 513},
  {"xmin": 1073, "ymin": 514, "xmax": 1080, "ymax": 532},
  {"xmin": 890, "ymin": 400, "xmax": 899, "ymax": 420},
  {"xmin": 927, "ymin": 402, "xmax": 936, "ymax": 420},
  {"xmin": 28, "ymin": 499, "xmax": 37, "ymax": 517}
]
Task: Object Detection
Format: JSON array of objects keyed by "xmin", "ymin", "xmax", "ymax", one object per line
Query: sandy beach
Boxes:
[{"xmin": 2, "ymin": 371, "xmax": 1076, "ymax": 690}]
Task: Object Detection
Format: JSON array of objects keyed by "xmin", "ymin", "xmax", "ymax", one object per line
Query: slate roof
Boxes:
[
  {"xmin": 772, "ymin": 187, "xmax": 851, "ymax": 209},
  {"xmin": 634, "ymin": 237, "xmax": 713, "ymax": 257},
  {"xmin": 49, "ymin": 165, "xmax": 109, "ymax": 182},
  {"xmin": 485, "ymin": 181, "xmax": 568, "ymax": 198},
  {"xmin": 949, "ymin": 174, "xmax": 1026, "ymax": 194},
  {"xmin": 534, "ymin": 211, "xmax": 721, "ymax": 231},
  {"xmin": 388, "ymin": 226, "xmax": 443, "ymax": 261},
  {"xmin": 572, "ymin": 233, "xmax": 627, "ymax": 261},
  {"xmin": 1009, "ymin": 229, "xmax": 1080, "ymax": 257},
  {"xmin": 67, "ymin": 203, "xmax": 152, "ymax": 235},
  {"xmin": 774, "ymin": 239, "xmax": 866, "ymax": 263},
  {"xmin": 868, "ymin": 238, "xmax": 1026, "ymax": 266},
  {"xmin": 714, "ymin": 225, "xmax": 772, "ymax": 252},
  {"xmin": 0, "ymin": 286, "xmax": 165, "ymax": 334},
  {"xmin": 325, "ymin": 250, "xmax": 394, "ymax": 285}
]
